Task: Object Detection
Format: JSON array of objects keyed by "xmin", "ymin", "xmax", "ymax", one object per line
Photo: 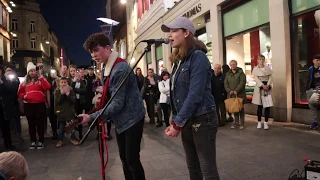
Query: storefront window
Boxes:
[
  {"xmin": 225, "ymin": 26, "xmax": 271, "ymax": 103},
  {"xmin": 225, "ymin": 26, "xmax": 271, "ymax": 75},
  {"xmin": 291, "ymin": 10, "xmax": 320, "ymax": 104}
]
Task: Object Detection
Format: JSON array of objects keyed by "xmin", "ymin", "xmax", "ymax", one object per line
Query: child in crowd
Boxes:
[{"xmin": 54, "ymin": 77, "xmax": 79, "ymax": 148}]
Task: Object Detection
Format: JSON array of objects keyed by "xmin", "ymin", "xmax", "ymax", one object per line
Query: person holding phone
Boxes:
[{"xmin": 4, "ymin": 68, "xmax": 23, "ymax": 142}]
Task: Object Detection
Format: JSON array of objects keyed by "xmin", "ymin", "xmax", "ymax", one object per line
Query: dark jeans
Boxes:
[
  {"xmin": 48, "ymin": 107, "xmax": 58, "ymax": 133},
  {"xmin": 0, "ymin": 108, "xmax": 12, "ymax": 148},
  {"xmin": 160, "ymin": 103, "xmax": 170, "ymax": 126},
  {"xmin": 145, "ymin": 95, "xmax": 156, "ymax": 123},
  {"xmin": 116, "ymin": 119, "xmax": 145, "ymax": 180},
  {"xmin": 156, "ymin": 100, "xmax": 162, "ymax": 124},
  {"xmin": 234, "ymin": 108, "xmax": 245, "ymax": 125},
  {"xmin": 76, "ymin": 100, "xmax": 85, "ymax": 136},
  {"xmin": 24, "ymin": 103, "xmax": 46, "ymax": 143},
  {"xmin": 257, "ymin": 105, "xmax": 270, "ymax": 122},
  {"xmin": 181, "ymin": 111, "xmax": 220, "ymax": 180},
  {"xmin": 216, "ymin": 102, "xmax": 226, "ymax": 126},
  {"xmin": 58, "ymin": 121, "xmax": 76, "ymax": 141}
]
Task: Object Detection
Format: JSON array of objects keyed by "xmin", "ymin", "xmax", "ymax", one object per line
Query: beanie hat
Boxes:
[{"xmin": 26, "ymin": 62, "xmax": 36, "ymax": 73}]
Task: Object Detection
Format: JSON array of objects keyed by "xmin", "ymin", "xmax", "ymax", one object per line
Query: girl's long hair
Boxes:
[
  {"xmin": 25, "ymin": 71, "xmax": 38, "ymax": 85},
  {"xmin": 169, "ymin": 29, "xmax": 196, "ymax": 63},
  {"xmin": 68, "ymin": 65, "xmax": 77, "ymax": 78}
]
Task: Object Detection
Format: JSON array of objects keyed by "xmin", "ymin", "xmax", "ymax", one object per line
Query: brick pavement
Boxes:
[{"xmin": 1, "ymin": 115, "xmax": 320, "ymax": 180}]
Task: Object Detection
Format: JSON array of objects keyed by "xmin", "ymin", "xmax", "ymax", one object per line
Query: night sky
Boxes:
[{"xmin": 37, "ymin": 0, "xmax": 106, "ymax": 66}]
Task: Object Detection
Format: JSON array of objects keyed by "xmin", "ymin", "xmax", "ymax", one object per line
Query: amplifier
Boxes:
[{"xmin": 305, "ymin": 161, "xmax": 320, "ymax": 180}]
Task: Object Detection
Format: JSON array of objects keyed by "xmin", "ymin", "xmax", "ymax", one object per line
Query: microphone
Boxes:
[{"xmin": 141, "ymin": 38, "xmax": 169, "ymax": 44}]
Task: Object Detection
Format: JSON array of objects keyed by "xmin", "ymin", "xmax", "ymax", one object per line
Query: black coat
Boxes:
[
  {"xmin": 0, "ymin": 76, "xmax": 20, "ymax": 121},
  {"xmin": 85, "ymin": 74, "xmax": 96, "ymax": 104},
  {"xmin": 71, "ymin": 80, "xmax": 87, "ymax": 105},
  {"xmin": 143, "ymin": 76, "xmax": 160, "ymax": 100},
  {"xmin": 211, "ymin": 71, "xmax": 227, "ymax": 103},
  {"xmin": 136, "ymin": 74, "xmax": 144, "ymax": 91}
]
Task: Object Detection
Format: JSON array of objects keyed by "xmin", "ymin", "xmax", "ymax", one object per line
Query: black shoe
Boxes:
[
  {"xmin": 52, "ymin": 132, "xmax": 58, "ymax": 140},
  {"xmin": 226, "ymin": 117, "xmax": 234, "ymax": 122},
  {"xmin": 107, "ymin": 135, "xmax": 113, "ymax": 141},
  {"xmin": 18, "ymin": 136, "xmax": 24, "ymax": 142},
  {"xmin": 156, "ymin": 123, "xmax": 163, "ymax": 127},
  {"xmin": 79, "ymin": 134, "xmax": 83, "ymax": 140},
  {"xmin": 5, "ymin": 144, "xmax": 17, "ymax": 151}
]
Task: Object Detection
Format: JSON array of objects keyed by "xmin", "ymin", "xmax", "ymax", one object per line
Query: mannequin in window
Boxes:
[{"xmin": 262, "ymin": 42, "xmax": 272, "ymax": 69}]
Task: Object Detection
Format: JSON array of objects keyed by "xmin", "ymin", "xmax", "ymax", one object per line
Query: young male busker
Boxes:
[{"xmin": 79, "ymin": 33, "xmax": 146, "ymax": 180}]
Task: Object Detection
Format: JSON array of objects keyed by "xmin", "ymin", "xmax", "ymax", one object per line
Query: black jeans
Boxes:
[
  {"xmin": 48, "ymin": 107, "xmax": 57, "ymax": 133},
  {"xmin": 145, "ymin": 95, "xmax": 156, "ymax": 123},
  {"xmin": 181, "ymin": 111, "xmax": 220, "ymax": 180},
  {"xmin": 24, "ymin": 103, "xmax": 46, "ymax": 143},
  {"xmin": 257, "ymin": 105, "xmax": 270, "ymax": 122},
  {"xmin": 216, "ymin": 102, "xmax": 226, "ymax": 126},
  {"xmin": 116, "ymin": 119, "xmax": 145, "ymax": 180},
  {"xmin": 160, "ymin": 103, "xmax": 170, "ymax": 127},
  {"xmin": 0, "ymin": 108, "xmax": 12, "ymax": 148}
]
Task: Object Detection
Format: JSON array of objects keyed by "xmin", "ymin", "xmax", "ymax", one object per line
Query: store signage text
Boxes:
[{"xmin": 182, "ymin": 3, "xmax": 202, "ymax": 19}]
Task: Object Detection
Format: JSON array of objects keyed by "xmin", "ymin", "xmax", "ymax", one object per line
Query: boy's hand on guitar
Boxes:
[{"xmin": 78, "ymin": 114, "xmax": 91, "ymax": 125}]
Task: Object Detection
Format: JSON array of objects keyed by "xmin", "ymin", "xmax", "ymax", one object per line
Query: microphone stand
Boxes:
[{"xmin": 79, "ymin": 43, "xmax": 152, "ymax": 180}]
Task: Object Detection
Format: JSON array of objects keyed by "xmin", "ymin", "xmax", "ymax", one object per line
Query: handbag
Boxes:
[
  {"xmin": 224, "ymin": 95, "xmax": 243, "ymax": 113},
  {"xmin": 261, "ymin": 90, "xmax": 273, "ymax": 108},
  {"xmin": 309, "ymin": 90, "xmax": 320, "ymax": 107}
]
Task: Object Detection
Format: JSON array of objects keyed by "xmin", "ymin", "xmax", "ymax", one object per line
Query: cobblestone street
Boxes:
[{"xmin": 2, "ymin": 115, "xmax": 320, "ymax": 180}]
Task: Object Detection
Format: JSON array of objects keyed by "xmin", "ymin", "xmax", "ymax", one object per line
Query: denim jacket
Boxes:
[
  {"xmin": 90, "ymin": 52, "xmax": 146, "ymax": 134},
  {"xmin": 170, "ymin": 49, "xmax": 216, "ymax": 127}
]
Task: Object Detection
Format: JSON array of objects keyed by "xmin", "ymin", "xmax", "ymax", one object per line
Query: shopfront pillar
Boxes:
[
  {"xmin": 210, "ymin": 0, "xmax": 224, "ymax": 65},
  {"xmin": 269, "ymin": 0, "xmax": 292, "ymax": 122}
]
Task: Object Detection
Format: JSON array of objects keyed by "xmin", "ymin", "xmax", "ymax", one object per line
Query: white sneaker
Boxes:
[
  {"xmin": 264, "ymin": 122, "xmax": 269, "ymax": 130},
  {"xmin": 37, "ymin": 142, "xmax": 44, "ymax": 149},
  {"xmin": 29, "ymin": 142, "xmax": 36, "ymax": 150},
  {"xmin": 257, "ymin": 122, "xmax": 262, "ymax": 129}
]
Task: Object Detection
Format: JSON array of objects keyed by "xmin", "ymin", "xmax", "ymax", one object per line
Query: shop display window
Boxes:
[
  {"xmin": 225, "ymin": 26, "xmax": 271, "ymax": 102},
  {"xmin": 291, "ymin": 10, "xmax": 320, "ymax": 104}
]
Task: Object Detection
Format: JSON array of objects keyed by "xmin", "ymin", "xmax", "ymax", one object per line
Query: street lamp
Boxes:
[
  {"xmin": 45, "ymin": 41, "xmax": 50, "ymax": 44},
  {"xmin": 120, "ymin": 0, "xmax": 127, "ymax": 4}
]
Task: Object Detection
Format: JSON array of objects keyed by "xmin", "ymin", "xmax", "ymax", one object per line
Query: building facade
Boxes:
[
  {"xmin": 128, "ymin": 0, "xmax": 320, "ymax": 124},
  {"xmin": 111, "ymin": 0, "xmax": 127, "ymax": 60},
  {"xmin": 10, "ymin": 0, "xmax": 61, "ymax": 76},
  {"xmin": 0, "ymin": 0, "xmax": 12, "ymax": 68}
]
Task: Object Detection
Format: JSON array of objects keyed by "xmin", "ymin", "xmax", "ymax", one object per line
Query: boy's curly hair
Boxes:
[{"xmin": 83, "ymin": 33, "xmax": 110, "ymax": 51}]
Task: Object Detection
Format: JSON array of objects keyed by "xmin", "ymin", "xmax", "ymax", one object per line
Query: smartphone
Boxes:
[{"xmin": 8, "ymin": 74, "xmax": 15, "ymax": 80}]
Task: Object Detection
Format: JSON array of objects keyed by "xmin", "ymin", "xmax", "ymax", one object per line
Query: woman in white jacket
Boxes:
[
  {"xmin": 252, "ymin": 54, "xmax": 273, "ymax": 130},
  {"xmin": 158, "ymin": 71, "xmax": 170, "ymax": 127}
]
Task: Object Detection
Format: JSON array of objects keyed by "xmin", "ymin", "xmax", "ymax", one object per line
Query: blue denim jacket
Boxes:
[
  {"xmin": 90, "ymin": 54, "xmax": 145, "ymax": 134},
  {"xmin": 170, "ymin": 49, "xmax": 216, "ymax": 127}
]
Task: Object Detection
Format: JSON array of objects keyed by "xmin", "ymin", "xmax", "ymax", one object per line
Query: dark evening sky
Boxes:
[{"xmin": 37, "ymin": 0, "xmax": 106, "ymax": 66}]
